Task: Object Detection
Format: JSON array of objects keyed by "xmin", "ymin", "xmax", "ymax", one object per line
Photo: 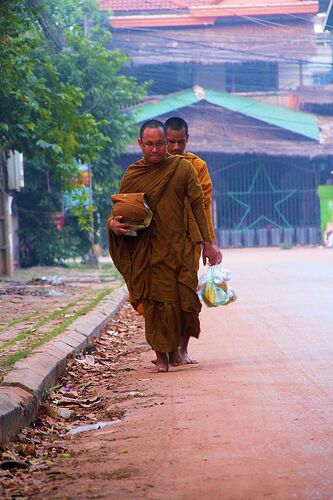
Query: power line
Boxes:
[
  {"xmin": 284, "ymin": 11, "xmax": 333, "ymax": 30},
  {"xmin": 110, "ymin": 26, "xmax": 333, "ymax": 68},
  {"xmin": 110, "ymin": 26, "xmax": 332, "ymax": 60},
  {"xmin": 230, "ymin": 12, "xmax": 301, "ymax": 32}
]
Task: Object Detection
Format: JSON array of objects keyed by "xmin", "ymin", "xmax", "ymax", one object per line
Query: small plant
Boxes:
[{"xmin": 280, "ymin": 243, "xmax": 293, "ymax": 250}]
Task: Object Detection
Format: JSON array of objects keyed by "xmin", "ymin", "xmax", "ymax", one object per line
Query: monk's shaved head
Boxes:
[
  {"xmin": 165, "ymin": 117, "xmax": 189, "ymax": 156},
  {"xmin": 164, "ymin": 117, "xmax": 188, "ymax": 136},
  {"xmin": 138, "ymin": 120, "xmax": 167, "ymax": 164},
  {"xmin": 140, "ymin": 120, "xmax": 166, "ymax": 140}
]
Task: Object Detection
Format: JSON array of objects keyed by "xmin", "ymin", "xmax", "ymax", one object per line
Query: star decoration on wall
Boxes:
[{"xmin": 228, "ymin": 166, "xmax": 296, "ymax": 230}]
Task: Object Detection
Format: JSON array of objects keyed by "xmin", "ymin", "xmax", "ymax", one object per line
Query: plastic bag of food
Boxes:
[{"xmin": 197, "ymin": 264, "xmax": 237, "ymax": 308}]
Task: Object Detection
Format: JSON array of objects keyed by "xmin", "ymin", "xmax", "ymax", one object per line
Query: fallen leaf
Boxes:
[{"xmin": 41, "ymin": 403, "xmax": 59, "ymax": 419}]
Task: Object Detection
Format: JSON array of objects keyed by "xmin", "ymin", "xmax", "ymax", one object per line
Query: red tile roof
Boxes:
[
  {"xmin": 101, "ymin": 0, "xmax": 318, "ymax": 27},
  {"xmin": 100, "ymin": 0, "xmax": 218, "ymax": 11}
]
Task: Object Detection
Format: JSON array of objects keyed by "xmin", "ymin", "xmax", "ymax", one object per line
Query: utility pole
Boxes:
[{"xmin": 0, "ymin": 150, "xmax": 14, "ymax": 276}]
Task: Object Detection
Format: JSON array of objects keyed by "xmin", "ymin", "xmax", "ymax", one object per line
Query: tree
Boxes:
[
  {"xmin": 47, "ymin": 0, "xmax": 148, "ymax": 243},
  {"xmin": 0, "ymin": 1, "xmax": 105, "ymax": 176},
  {"xmin": 0, "ymin": 0, "xmax": 146, "ymax": 265}
]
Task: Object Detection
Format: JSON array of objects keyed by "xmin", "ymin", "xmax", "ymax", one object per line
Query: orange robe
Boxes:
[
  {"xmin": 132, "ymin": 152, "xmax": 216, "ymax": 315},
  {"xmin": 108, "ymin": 155, "xmax": 212, "ymax": 352},
  {"xmin": 183, "ymin": 152, "xmax": 215, "ymax": 266}
]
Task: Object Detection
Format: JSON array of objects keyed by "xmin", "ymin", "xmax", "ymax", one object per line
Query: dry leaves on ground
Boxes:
[{"xmin": 0, "ymin": 302, "xmax": 149, "ymax": 499}]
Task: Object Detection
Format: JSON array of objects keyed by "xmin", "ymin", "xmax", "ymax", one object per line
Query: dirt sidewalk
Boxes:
[{"xmin": 0, "ymin": 262, "xmax": 122, "ymax": 378}]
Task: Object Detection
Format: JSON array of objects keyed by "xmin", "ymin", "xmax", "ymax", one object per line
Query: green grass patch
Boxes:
[
  {"xmin": 101, "ymin": 263, "xmax": 113, "ymax": 271},
  {"xmin": 280, "ymin": 243, "xmax": 293, "ymax": 250},
  {"xmin": 1, "ymin": 287, "xmax": 113, "ymax": 370},
  {"xmin": 0, "ymin": 312, "xmax": 40, "ymax": 335},
  {"xmin": 100, "ymin": 262, "xmax": 122, "ymax": 282},
  {"xmin": 0, "ymin": 290, "xmax": 97, "ymax": 352},
  {"xmin": 61, "ymin": 261, "xmax": 88, "ymax": 270}
]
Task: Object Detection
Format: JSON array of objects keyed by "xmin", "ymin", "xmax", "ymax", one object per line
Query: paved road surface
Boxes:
[{"xmin": 39, "ymin": 248, "xmax": 333, "ymax": 499}]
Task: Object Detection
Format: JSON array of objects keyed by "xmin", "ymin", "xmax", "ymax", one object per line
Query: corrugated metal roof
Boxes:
[
  {"xmin": 131, "ymin": 88, "xmax": 198, "ymax": 122},
  {"xmin": 129, "ymin": 87, "xmax": 320, "ymax": 140},
  {"xmin": 205, "ymin": 89, "xmax": 319, "ymax": 140},
  {"xmin": 126, "ymin": 101, "xmax": 333, "ymax": 156}
]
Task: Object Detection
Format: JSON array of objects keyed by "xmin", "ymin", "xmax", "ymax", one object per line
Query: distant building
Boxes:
[
  {"xmin": 122, "ymin": 87, "xmax": 333, "ymax": 247},
  {"xmin": 101, "ymin": 0, "xmax": 333, "ymax": 247},
  {"xmin": 103, "ymin": 1, "xmax": 332, "ymax": 93}
]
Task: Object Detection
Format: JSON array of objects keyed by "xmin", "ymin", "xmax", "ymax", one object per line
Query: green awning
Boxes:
[
  {"xmin": 131, "ymin": 88, "xmax": 198, "ymax": 124},
  {"xmin": 129, "ymin": 87, "xmax": 319, "ymax": 141}
]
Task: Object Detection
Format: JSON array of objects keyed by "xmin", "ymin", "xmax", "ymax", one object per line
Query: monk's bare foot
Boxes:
[
  {"xmin": 169, "ymin": 349, "xmax": 183, "ymax": 367},
  {"xmin": 154, "ymin": 351, "xmax": 169, "ymax": 373},
  {"xmin": 179, "ymin": 350, "xmax": 199, "ymax": 365},
  {"xmin": 179, "ymin": 335, "xmax": 198, "ymax": 364}
]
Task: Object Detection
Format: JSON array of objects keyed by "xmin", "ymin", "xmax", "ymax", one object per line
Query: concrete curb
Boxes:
[{"xmin": 0, "ymin": 285, "xmax": 128, "ymax": 443}]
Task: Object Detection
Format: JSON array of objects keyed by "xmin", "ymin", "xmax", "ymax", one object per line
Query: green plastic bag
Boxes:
[{"xmin": 197, "ymin": 265, "xmax": 236, "ymax": 308}]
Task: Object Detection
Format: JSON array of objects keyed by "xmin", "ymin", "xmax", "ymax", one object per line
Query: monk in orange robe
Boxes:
[
  {"xmin": 108, "ymin": 120, "xmax": 221, "ymax": 373},
  {"xmin": 164, "ymin": 117, "xmax": 221, "ymax": 364}
]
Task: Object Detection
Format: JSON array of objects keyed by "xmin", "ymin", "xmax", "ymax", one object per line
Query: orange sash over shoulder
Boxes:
[{"xmin": 183, "ymin": 152, "xmax": 216, "ymax": 242}]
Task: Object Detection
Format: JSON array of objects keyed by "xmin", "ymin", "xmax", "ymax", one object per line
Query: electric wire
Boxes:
[
  {"xmin": 284, "ymin": 11, "xmax": 333, "ymax": 30},
  {"xmin": 110, "ymin": 26, "xmax": 333, "ymax": 67}
]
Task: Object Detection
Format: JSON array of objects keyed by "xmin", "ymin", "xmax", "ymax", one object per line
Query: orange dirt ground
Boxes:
[{"xmin": 3, "ymin": 248, "xmax": 333, "ymax": 499}]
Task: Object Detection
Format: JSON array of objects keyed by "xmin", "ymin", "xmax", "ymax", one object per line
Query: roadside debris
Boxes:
[
  {"xmin": 67, "ymin": 420, "xmax": 121, "ymax": 436},
  {"xmin": 57, "ymin": 408, "xmax": 73, "ymax": 421},
  {"xmin": 46, "ymin": 288, "xmax": 65, "ymax": 297},
  {"xmin": 0, "ymin": 302, "xmax": 148, "ymax": 498},
  {"xmin": 75, "ymin": 354, "xmax": 96, "ymax": 366},
  {"xmin": 127, "ymin": 391, "xmax": 145, "ymax": 399}
]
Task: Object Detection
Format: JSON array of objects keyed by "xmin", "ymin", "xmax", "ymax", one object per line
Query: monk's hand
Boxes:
[
  {"xmin": 202, "ymin": 242, "xmax": 223, "ymax": 266},
  {"xmin": 109, "ymin": 216, "xmax": 131, "ymax": 236}
]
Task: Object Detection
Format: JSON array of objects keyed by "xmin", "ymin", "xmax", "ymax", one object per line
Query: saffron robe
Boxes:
[
  {"xmin": 183, "ymin": 152, "xmax": 216, "ymax": 268},
  {"xmin": 183, "ymin": 152, "xmax": 216, "ymax": 242},
  {"xmin": 108, "ymin": 155, "xmax": 212, "ymax": 352}
]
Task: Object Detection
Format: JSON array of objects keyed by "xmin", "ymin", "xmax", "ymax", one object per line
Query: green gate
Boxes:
[{"xmin": 210, "ymin": 156, "xmax": 321, "ymax": 247}]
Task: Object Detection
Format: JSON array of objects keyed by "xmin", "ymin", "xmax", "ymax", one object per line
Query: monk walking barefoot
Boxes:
[
  {"xmin": 155, "ymin": 352, "xmax": 169, "ymax": 372},
  {"xmin": 165, "ymin": 117, "xmax": 222, "ymax": 364},
  {"xmin": 179, "ymin": 337, "xmax": 199, "ymax": 364},
  {"xmin": 151, "ymin": 349, "xmax": 182, "ymax": 367},
  {"xmin": 108, "ymin": 120, "xmax": 220, "ymax": 372},
  {"xmin": 168, "ymin": 349, "xmax": 183, "ymax": 367}
]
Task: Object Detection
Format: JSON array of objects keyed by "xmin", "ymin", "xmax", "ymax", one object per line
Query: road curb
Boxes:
[{"xmin": 0, "ymin": 284, "xmax": 128, "ymax": 443}]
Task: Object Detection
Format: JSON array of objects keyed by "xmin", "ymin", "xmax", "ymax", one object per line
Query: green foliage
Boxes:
[
  {"xmin": 0, "ymin": 0, "xmax": 147, "ymax": 265},
  {"xmin": 280, "ymin": 243, "xmax": 293, "ymax": 250},
  {"xmin": 49, "ymin": 2, "xmax": 148, "ymax": 239},
  {"xmin": 0, "ymin": 3, "xmax": 105, "ymax": 170},
  {"xmin": 16, "ymin": 158, "xmax": 91, "ymax": 266},
  {"xmin": 17, "ymin": 207, "xmax": 91, "ymax": 267}
]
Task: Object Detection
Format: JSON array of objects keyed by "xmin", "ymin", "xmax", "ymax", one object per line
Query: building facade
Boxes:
[{"xmin": 101, "ymin": 0, "xmax": 333, "ymax": 247}]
